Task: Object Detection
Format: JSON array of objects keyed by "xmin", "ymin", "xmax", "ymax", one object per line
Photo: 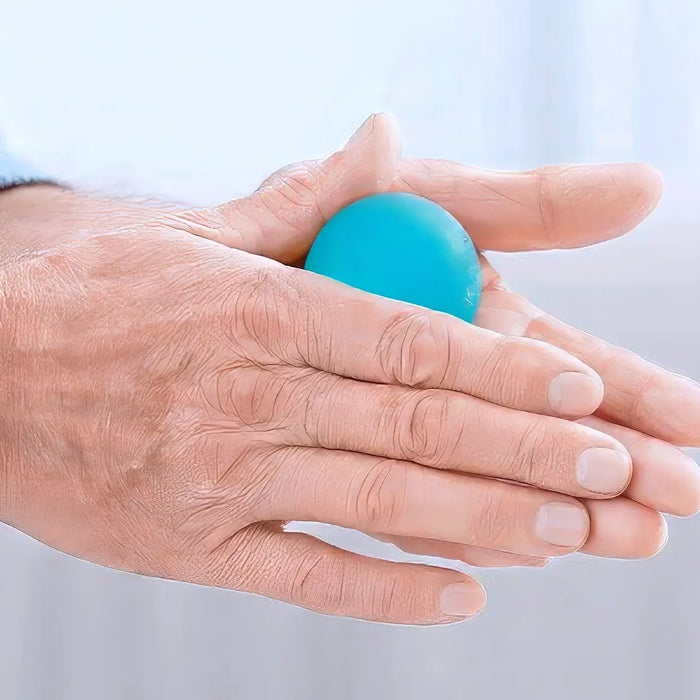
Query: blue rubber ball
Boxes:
[{"xmin": 304, "ymin": 193, "xmax": 481, "ymax": 323}]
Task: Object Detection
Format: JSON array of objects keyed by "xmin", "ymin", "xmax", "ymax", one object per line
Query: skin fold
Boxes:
[{"xmin": 0, "ymin": 114, "xmax": 697, "ymax": 625}]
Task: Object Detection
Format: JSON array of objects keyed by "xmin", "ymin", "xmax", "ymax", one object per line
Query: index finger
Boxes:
[
  {"xmin": 244, "ymin": 264, "xmax": 605, "ymax": 418},
  {"xmin": 395, "ymin": 160, "xmax": 663, "ymax": 252}
]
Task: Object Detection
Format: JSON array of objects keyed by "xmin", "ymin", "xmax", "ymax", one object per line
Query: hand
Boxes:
[
  {"xmin": 181, "ymin": 114, "xmax": 700, "ymax": 567},
  {"xmin": 0, "ymin": 153, "xmax": 654, "ymax": 625},
  {"xmin": 396, "ymin": 133, "xmax": 700, "ymax": 560}
]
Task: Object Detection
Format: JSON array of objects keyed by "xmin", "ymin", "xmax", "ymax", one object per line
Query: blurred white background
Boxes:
[{"xmin": 1, "ymin": 1, "xmax": 700, "ymax": 698}]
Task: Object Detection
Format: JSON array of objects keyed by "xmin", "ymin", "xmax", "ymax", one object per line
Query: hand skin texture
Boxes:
[{"xmin": 0, "ymin": 115, "xmax": 698, "ymax": 625}]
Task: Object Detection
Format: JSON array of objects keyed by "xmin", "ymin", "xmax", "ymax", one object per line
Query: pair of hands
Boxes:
[{"xmin": 1, "ymin": 115, "xmax": 699, "ymax": 625}]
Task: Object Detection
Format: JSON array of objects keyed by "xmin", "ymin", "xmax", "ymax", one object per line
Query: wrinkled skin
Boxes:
[{"xmin": 0, "ymin": 115, "xmax": 698, "ymax": 625}]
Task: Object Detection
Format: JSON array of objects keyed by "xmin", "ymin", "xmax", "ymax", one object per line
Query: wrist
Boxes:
[
  {"xmin": 0, "ymin": 185, "xmax": 80, "ymax": 262},
  {"xmin": 0, "ymin": 186, "xmax": 163, "ymax": 264}
]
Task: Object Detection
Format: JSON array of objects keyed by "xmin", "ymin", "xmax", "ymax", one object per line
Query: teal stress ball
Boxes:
[{"xmin": 304, "ymin": 193, "xmax": 481, "ymax": 323}]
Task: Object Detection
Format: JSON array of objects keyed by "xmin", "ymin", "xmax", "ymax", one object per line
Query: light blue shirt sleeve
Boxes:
[{"xmin": 0, "ymin": 134, "xmax": 47, "ymax": 187}]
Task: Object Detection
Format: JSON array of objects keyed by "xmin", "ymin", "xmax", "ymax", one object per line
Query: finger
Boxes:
[
  {"xmin": 261, "ymin": 447, "xmax": 590, "ymax": 557},
  {"xmin": 383, "ymin": 499, "xmax": 666, "ymax": 563},
  {"xmin": 256, "ymin": 265, "xmax": 605, "ymax": 419},
  {"xmin": 580, "ymin": 498, "xmax": 668, "ymax": 559},
  {"xmin": 394, "ymin": 160, "xmax": 663, "ymax": 252},
  {"xmin": 194, "ymin": 113, "xmax": 400, "ymax": 263},
  {"xmin": 476, "ymin": 286, "xmax": 700, "ymax": 446},
  {"xmin": 207, "ymin": 523, "xmax": 485, "ymax": 624},
  {"xmin": 373, "ymin": 534, "xmax": 550, "ymax": 568},
  {"xmin": 578, "ymin": 416, "xmax": 700, "ymax": 517},
  {"xmin": 238, "ymin": 365, "xmax": 631, "ymax": 498}
]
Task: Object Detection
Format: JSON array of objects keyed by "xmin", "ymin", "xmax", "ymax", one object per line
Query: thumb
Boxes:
[{"xmin": 188, "ymin": 113, "xmax": 401, "ymax": 264}]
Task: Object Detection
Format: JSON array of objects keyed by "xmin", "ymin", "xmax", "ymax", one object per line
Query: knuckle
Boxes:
[
  {"xmin": 202, "ymin": 523, "xmax": 270, "ymax": 591},
  {"xmin": 509, "ymin": 417, "xmax": 561, "ymax": 488},
  {"xmin": 395, "ymin": 390, "xmax": 456, "ymax": 464},
  {"xmin": 583, "ymin": 337, "xmax": 616, "ymax": 370},
  {"xmin": 281, "ymin": 268, "xmax": 335, "ymax": 370},
  {"xmin": 227, "ymin": 266, "xmax": 295, "ymax": 358},
  {"xmin": 289, "ymin": 550, "xmax": 335, "ymax": 604},
  {"xmin": 224, "ymin": 446, "xmax": 288, "ymax": 520},
  {"xmin": 474, "ymin": 335, "xmax": 511, "ymax": 392},
  {"xmin": 175, "ymin": 444, "xmax": 282, "ymax": 551},
  {"xmin": 535, "ymin": 167, "xmax": 557, "ymax": 245},
  {"xmin": 372, "ymin": 572, "xmax": 413, "ymax": 621},
  {"xmin": 630, "ymin": 368, "xmax": 665, "ymax": 427},
  {"xmin": 296, "ymin": 372, "xmax": 344, "ymax": 445},
  {"xmin": 255, "ymin": 162, "xmax": 324, "ymax": 227},
  {"xmin": 584, "ymin": 341, "xmax": 661, "ymax": 430},
  {"xmin": 377, "ymin": 312, "xmax": 450, "ymax": 388},
  {"xmin": 204, "ymin": 364, "xmax": 292, "ymax": 429},
  {"xmin": 352, "ymin": 460, "xmax": 408, "ymax": 532},
  {"xmin": 470, "ymin": 488, "xmax": 512, "ymax": 547},
  {"xmin": 475, "ymin": 336, "xmax": 533, "ymax": 404},
  {"xmin": 286, "ymin": 551, "xmax": 416, "ymax": 621}
]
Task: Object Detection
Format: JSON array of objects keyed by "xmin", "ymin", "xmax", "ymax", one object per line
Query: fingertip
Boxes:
[
  {"xmin": 344, "ymin": 114, "xmax": 376, "ymax": 147},
  {"xmin": 631, "ymin": 162, "xmax": 664, "ymax": 214},
  {"xmin": 645, "ymin": 512, "xmax": 669, "ymax": 559},
  {"xmin": 582, "ymin": 499, "xmax": 667, "ymax": 559},
  {"xmin": 330, "ymin": 113, "xmax": 401, "ymax": 202},
  {"xmin": 661, "ymin": 450, "xmax": 700, "ymax": 517},
  {"xmin": 676, "ymin": 486, "xmax": 700, "ymax": 519},
  {"xmin": 344, "ymin": 112, "xmax": 401, "ymax": 158},
  {"xmin": 534, "ymin": 162, "xmax": 665, "ymax": 250},
  {"xmin": 598, "ymin": 162, "xmax": 664, "ymax": 235},
  {"xmin": 372, "ymin": 112, "xmax": 401, "ymax": 141},
  {"xmin": 371, "ymin": 113, "xmax": 402, "ymax": 181}
]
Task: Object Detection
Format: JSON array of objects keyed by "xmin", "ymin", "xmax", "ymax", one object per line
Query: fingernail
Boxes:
[
  {"xmin": 576, "ymin": 447, "xmax": 632, "ymax": 494},
  {"xmin": 548, "ymin": 371, "xmax": 604, "ymax": 416},
  {"xmin": 535, "ymin": 502, "xmax": 589, "ymax": 548},
  {"xmin": 439, "ymin": 583, "xmax": 485, "ymax": 617}
]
